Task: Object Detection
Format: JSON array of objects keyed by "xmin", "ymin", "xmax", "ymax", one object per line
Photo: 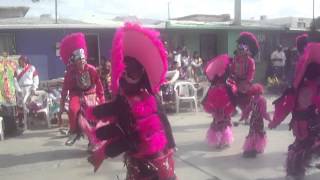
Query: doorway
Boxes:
[
  {"xmin": 200, "ymin": 34, "xmax": 217, "ymax": 62},
  {"xmin": 85, "ymin": 34, "xmax": 100, "ymax": 67}
]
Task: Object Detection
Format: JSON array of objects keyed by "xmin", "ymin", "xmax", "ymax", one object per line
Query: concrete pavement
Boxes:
[{"xmin": 1, "ymin": 96, "xmax": 320, "ymax": 180}]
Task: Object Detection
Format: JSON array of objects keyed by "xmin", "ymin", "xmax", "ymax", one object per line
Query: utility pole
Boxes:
[
  {"xmin": 55, "ymin": 0, "xmax": 58, "ymax": 23},
  {"xmin": 167, "ymin": 2, "xmax": 170, "ymax": 20},
  {"xmin": 234, "ymin": 0, "xmax": 241, "ymax": 25},
  {"xmin": 313, "ymin": 0, "xmax": 315, "ymax": 20}
]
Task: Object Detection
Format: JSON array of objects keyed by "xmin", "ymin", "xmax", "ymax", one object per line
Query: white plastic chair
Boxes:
[
  {"xmin": 27, "ymin": 90, "xmax": 51, "ymax": 128},
  {"xmin": 0, "ymin": 117, "xmax": 4, "ymax": 140},
  {"xmin": 174, "ymin": 81, "xmax": 198, "ymax": 113}
]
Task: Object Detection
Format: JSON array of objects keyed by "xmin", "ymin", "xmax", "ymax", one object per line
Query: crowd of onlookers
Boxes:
[
  {"xmin": 165, "ymin": 44, "xmax": 300, "ymax": 87},
  {"xmin": 266, "ymin": 45, "xmax": 299, "ymax": 89},
  {"xmin": 167, "ymin": 46, "xmax": 205, "ymax": 83},
  {"xmin": 94, "ymin": 44, "xmax": 299, "ymax": 102}
]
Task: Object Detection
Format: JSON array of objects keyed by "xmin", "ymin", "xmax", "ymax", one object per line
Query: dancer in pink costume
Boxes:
[
  {"xmin": 269, "ymin": 31, "xmax": 320, "ymax": 179},
  {"xmin": 230, "ymin": 32, "xmax": 259, "ymax": 123},
  {"xmin": 202, "ymin": 54, "xmax": 236, "ymax": 149},
  {"xmin": 58, "ymin": 32, "xmax": 105, "ymax": 146},
  {"xmin": 85, "ymin": 23, "xmax": 176, "ymax": 180},
  {"xmin": 241, "ymin": 83, "xmax": 271, "ymax": 158}
]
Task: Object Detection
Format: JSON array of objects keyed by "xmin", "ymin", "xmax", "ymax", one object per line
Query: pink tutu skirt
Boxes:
[
  {"xmin": 243, "ymin": 133, "xmax": 267, "ymax": 153},
  {"xmin": 206, "ymin": 126, "xmax": 233, "ymax": 148}
]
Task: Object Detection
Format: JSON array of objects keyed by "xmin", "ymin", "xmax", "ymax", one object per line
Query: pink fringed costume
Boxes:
[
  {"xmin": 269, "ymin": 36, "xmax": 320, "ymax": 178},
  {"xmin": 202, "ymin": 55, "xmax": 236, "ymax": 148},
  {"xmin": 85, "ymin": 23, "xmax": 176, "ymax": 180},
  {"xmin": 230, "ymin": 32, "xmax": 259, "ymax": 118},
  {"xmin": 59, "ymin": 32, "xmax": 105, "ymax": 146},
  {"xmin": 241, "ymin": 84, "xmax": 271, "ymax": 157}
]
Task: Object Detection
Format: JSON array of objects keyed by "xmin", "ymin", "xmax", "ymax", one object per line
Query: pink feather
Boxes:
[
  {"xmin": 269, "ymin": 93, "xmax": 295, "ymax": 128},
  {"xmin": 88, "ymin": 140, "xmax": 109, "ymax": 172},
  {"xmin": 294, "ymin": 42, "xmax": 320, "ymax": 88},
  {"xmin": 130, "ymin": 94, "xmax": 158, "ymax": 118},
  {"xmin": 59, "ymin": 32, "xmax": 88, "ymax": 65},
  {"xmin": 135, "ymin": 115, "xmax": 167, "ymax": 155},
  {"xmin": 203, "ymin": 86, "xmax": 235, "ymax": 116},
  {"xmin": 296, "ymin": 33, "xmax": 308, "ymax": 54},
  {"xmin": 204, "ymin": 54, "xmax": 230, "ymax": 81},
  {"xmin": 206, "ymin": 126, "xmax": 233, "ymax": 147},
  {"xmin": 111, "ymin": 22, "xmax": 168, "ymax": 95},
  {"xmin": 243, "ymin": 133, "xmax": 267, "ymax": 153}
]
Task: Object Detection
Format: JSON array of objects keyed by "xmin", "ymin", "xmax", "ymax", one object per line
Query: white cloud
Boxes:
[
  {"xmin": 1, "ymin": 0, "xmax": 319, "ymax": 20},
  {"xmin": 242, "ymin": 0, "xmax": 315, "ymax": 19}
]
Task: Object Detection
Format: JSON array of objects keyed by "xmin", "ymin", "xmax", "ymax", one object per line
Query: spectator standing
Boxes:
[
  {"xmin": 270, "ymin": 45, "xmax": 286, "ymax": 79},
  {"xmin": 191, "ymin": 51, "xmax": 203, "ymax": 82}
]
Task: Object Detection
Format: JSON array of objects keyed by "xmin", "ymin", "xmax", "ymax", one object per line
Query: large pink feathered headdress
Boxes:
[
  {"xmin": 296, "ymin": 33, "xmax": 308, "ymax": 54},
  {"xmin": 111, "ymin": 22, "xmax": 168, "ymax": 95},
  {"xmin": 204, "ymin": 54, "xmax": 230, "ymax": 81},
  {"xmin": 237, "ymin": 32, "xmax": 259, "ymax": 57},
  {"xmin": 59, "ymin": 32, "xmax": 88, "ymax": 65},
  {"xmin": 293, "ymin": 42, "xmax": 320, "ymax": 88}
]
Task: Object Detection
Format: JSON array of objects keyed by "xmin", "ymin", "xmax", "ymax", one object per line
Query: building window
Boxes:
[
  {"xmin": 297, "ymin": 22, "xmax": 306, "ymax": 28},
  {"xmin": 0, "ymin": 33, "xmax": 15, "ymax": 55}
]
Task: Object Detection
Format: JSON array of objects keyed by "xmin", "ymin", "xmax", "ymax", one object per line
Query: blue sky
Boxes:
[{"xmin": 0, "ymin": 0, "xmax": 318, "ymax": 20}]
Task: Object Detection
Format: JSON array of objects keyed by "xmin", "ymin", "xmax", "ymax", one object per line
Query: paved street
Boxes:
[{"xmin": 1, "ymin": 96, "xmax": 320, "ymax": 180}]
